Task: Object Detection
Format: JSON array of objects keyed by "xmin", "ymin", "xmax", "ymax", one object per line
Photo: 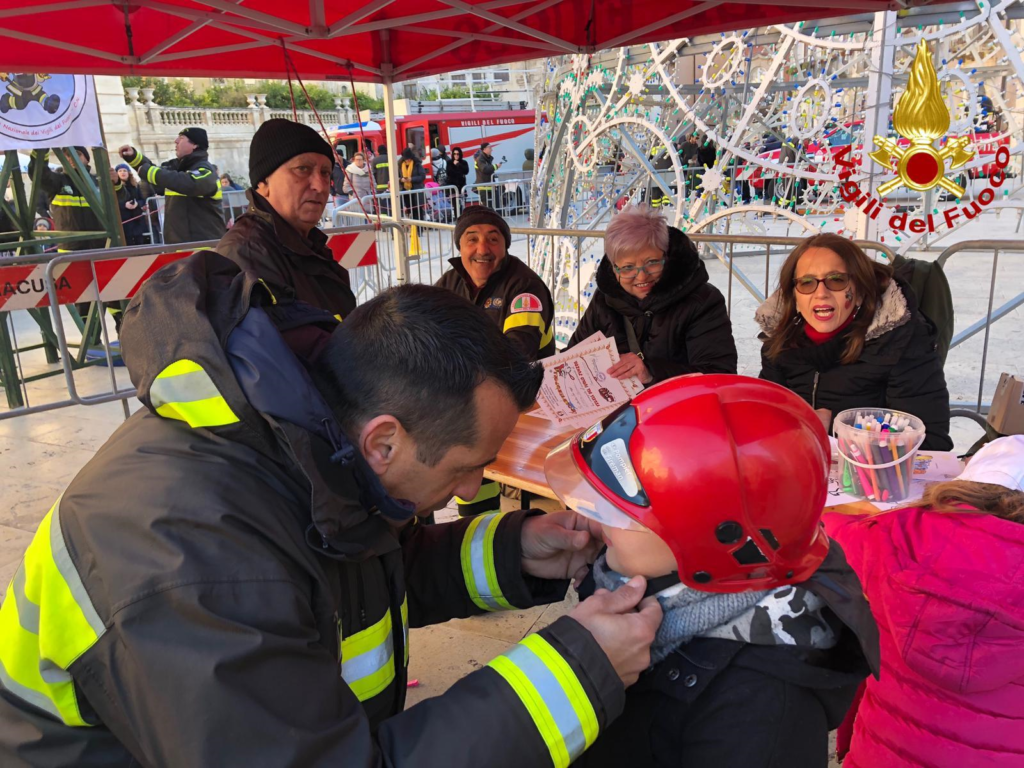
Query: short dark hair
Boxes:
[
  {"xmin": 313, "ymin": 285, "xmax": 542, "ymax": 466},
  {"xmin": 377, "ymin": 144, "xmax": 387, "ymax": 154}
]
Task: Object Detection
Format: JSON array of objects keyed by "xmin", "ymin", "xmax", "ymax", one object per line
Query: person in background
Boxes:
[
  {"xmin": 219, "ymin": 173, "xmax": 243, "ymax": 191},
  {"xmin": 568, "ymin": 205, "xmax": 737, "ymax": 384},
  {"xmin": 399, "ymin": 147, "xmax": 426, "ymax": 220},
  {"xmin": 27, "ymin": 146, "xmax": 107, "ymax": 251},
  {"xmin": 435, "ymin": 205, "xmax": 554, "ymax": 516},
  {"xmin": 446, "ymin": 146, "xmax": 469, "ymax": 196},
  {"xmin": 119, "ymin": 128, "xmax": 225, "ymax": 244},
  {"xmin": 698, "ymin": 136, "xmax": 716, "ymax": 169},
  {"xmin": 371, "ymin": 143, "xmax": 391, "ymax": 214},
  {"xmin": 214, "ymin": 118, "xmax": 355, "ymax": 322},
  {"xmin": 824, "ymin": 435, "xmax": 1024, "ymax": 768},
  {"xmin": 522, "ymin": 148, "xmax": 534, "ymax": 172},
  {"xmin": 551, "ymin": 375, "xmax": 879, "ymax": 768},
  {"xmin": 756, "ymin": 233, "xmax": 951, "ymax": 450},
  {"xmin": 114, "ymin": 163, "xmax": 147, "ymax": 246},
  {"xmin": 430, "ymin": 146, "xmax": 448, "ymax": 185},
  {"xmin": 342, "ymin": 151, "xmax": 373, "ymax": 204},
  {"xmin": 474, "ymin": 142, "xmax": 498, "ymax": 209}
]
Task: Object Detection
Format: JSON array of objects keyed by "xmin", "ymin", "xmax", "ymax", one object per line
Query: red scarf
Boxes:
[{"xmin": 804, "ymin": 312, "xmax": 855, "ymax": 344}]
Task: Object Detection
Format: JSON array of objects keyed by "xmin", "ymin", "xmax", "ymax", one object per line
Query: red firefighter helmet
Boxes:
[{"xmin": 544, "ymin": 375, "xmax": 830, "ymax": 593}]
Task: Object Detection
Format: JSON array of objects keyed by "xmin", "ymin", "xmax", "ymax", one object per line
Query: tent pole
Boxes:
[{"xmin": 382, "ymin": 75, "xmax": 408, "ymax": 285}]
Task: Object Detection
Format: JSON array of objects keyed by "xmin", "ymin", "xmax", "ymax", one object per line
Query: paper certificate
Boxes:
[{"xmin": 535, "ymin": 333, "xmax": 644, "ymax": 429}]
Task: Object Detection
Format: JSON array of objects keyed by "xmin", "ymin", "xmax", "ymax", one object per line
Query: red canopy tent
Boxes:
[{"xmin": 0, "ymin": 0, "xmax": 916, "ymax": 83}]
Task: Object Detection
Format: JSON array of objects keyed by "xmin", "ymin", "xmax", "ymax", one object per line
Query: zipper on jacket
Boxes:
[
  {"xmin": 811, "ymin": 371, "xmax": 820, "ymax": 409},
  {"xmin": 355, "ymin": 568, "xmax": 367, "ymax": 626}
]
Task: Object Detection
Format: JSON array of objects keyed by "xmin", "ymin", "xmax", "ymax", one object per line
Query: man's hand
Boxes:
[
  {"xmin": 118, "ymin": 145, "xmax": 137, "ymax": 162},
  {"xmin": 570, "ymin": 577, "xmax": 662, "ymax": 687},
  {"xmin": 521, "ymin": 510, "xmax": 603, "ymax": 585},
  {"xmin": 607, "ymin": 353, "xmax": 652, "ymax": 384}
]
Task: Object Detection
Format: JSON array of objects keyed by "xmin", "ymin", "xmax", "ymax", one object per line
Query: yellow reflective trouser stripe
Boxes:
[
  {"xmin": 401, "ymin": 597, "xmax": 409, "ymax": 667},
  {"xmin": 504, "ymin": 311, "xmax": 554, "ymax": 349},
  {"xmin": 460, "ymin": 512, "xmax": 513, "ymax": 611},
  {"xmin": 150, "ymin": 359, "xmax": 240, "ymax": 429},
  {"xmin": 455, "ymin": 480, "xmax": 501, "ymax": 506},
  {"xmin": 341, "ymin": 609, "xmax": 395, "ymax": 701},
  {"xmin": 0, "ymin": 497, "xmax": 106, "ymax": 726},
  {"xmin": 52, "ymin": 195, "xmax": 89, "ymax": 208},
  {"xmin": 488, "ymin": 634, "xmax": 599, "ymax": 768}
]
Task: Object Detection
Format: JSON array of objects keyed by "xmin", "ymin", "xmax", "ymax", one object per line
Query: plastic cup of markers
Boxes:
[{"xmin": 833, "ymin": 408, "xmax": 926, "ymax": 503}]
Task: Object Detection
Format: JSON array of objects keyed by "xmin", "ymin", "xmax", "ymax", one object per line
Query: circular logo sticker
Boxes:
[{"xmin": 0, "ymin": 74, "xmax": 89, "ymax": 146}]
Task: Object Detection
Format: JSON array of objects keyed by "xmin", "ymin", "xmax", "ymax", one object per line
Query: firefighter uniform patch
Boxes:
[
  {"xmin": 484, "ymin": 297, "xmax": 503, "ymax": 309},
  {"xmin": 510, "ymin": 293, "xmax": 543, "ymax": 313}
]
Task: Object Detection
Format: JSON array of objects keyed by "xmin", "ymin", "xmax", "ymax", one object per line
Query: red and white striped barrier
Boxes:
[{"xmin": 0, "ymin": 234, "xmax": 379, "ymax": 311}]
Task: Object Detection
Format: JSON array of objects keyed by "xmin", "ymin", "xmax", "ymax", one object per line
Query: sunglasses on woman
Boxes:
[{"xmin": 793, "ymin": 272, "xmax": 850, "ymax": 294}]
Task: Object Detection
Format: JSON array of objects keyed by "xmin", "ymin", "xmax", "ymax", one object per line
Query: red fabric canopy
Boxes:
[{"xmin": 0, "ymin": 0, "xmax": 909, "ymax": 84}]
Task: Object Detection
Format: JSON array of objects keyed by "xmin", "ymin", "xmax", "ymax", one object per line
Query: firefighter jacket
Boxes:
[
  {"xmin": 126, "ymin": 148, "xmax": 226, "ymax": 244},
  {"xmin": 27, "ymin": 151, "xmax": 107, "ymax": 250},
  {"xmin": 0, "ymin": 251, "xmax": 625, "ymax": 768},
  {"xmin": 372, "ymin": 153, "xmax": 391, "ymax": 191},
  {"xmin": 215, "ymin": 189, "xmax": 356, "ymax": 320},
  {"xmin": 435, "ymin": 254, "xmax": 555, "ymax": 361}
]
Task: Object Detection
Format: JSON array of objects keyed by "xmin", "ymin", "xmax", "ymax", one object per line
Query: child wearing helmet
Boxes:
[{"xmin": 545, "ymin": 374, "xmax": 880, "ymax": 768}]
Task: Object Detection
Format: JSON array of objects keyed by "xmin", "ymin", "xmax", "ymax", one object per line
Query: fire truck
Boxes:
[{"xmin": 328, "ymin": 110, "xmax": 537, "ymax": 186}]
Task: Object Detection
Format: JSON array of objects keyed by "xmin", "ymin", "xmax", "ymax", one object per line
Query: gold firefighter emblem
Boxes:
[{"xmin": 869, "ymin": 41, "xmax": 974, "ymax": 197}]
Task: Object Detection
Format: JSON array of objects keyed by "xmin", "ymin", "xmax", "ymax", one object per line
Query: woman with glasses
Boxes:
[
  {"xmin": 756, "ymin": 233, "xmax": 951, "ymax": 449},
  {"xmin": 567, "ymin": 205, "xmax": 737, "ymax": 383}
]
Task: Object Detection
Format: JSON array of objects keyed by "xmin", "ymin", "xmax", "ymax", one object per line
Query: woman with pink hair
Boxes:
[{"xmin": 566, "ymin": 205, "xmax": 737, "ymax": 383}]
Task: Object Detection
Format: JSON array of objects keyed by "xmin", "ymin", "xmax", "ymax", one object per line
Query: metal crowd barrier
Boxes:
[
  {"xmin": 0, "ymin": 222, "xmax": 403, "ymax": 421},
  {"xmin": 144, "ymin": 190, "xmax": 250, "ymax": 243},
  {"xmin": 4, "ymin": 220, "xmax": 1019, "ymax": 435}
]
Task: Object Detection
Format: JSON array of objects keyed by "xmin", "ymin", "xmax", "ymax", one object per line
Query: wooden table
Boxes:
[
  {"xmin": 486, "ymin": 412, "xmax": 881, "ymax": 517},
  {"xmin": 485, "ymin": 412, "xmax": 576, "ymax": 501}
]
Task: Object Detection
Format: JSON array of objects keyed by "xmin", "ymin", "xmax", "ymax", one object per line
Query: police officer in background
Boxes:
[
  {"xmin": 119, "ymin": 128, "xmax": 226, "ymax": 244},
  {"xmin": 436, "ymin": 205, "xmax": 554, "ymax": 516}
]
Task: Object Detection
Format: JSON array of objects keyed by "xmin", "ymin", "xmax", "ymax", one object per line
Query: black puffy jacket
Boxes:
[
  {"xmin": 567, "ymin": 227, "xmax": 738, "ymax": 382},
  {"xmin": 756, "ymin": 277, "xmax": 952, "ymax": 451},
  {"xmin": 0, "ymin": 252, "xmax": 625, "ymax": 768},
  {"xmin": 215, "ymin": 190, "xmax": 356, "ymax": 320},
  {"xmin": 572, "ymin": 544, "xmax": 879, "ymax": 768}
]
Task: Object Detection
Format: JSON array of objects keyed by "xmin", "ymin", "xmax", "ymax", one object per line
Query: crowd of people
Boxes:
[{"xmin": 4, "ymin": 117, "xmax": 1020, "ymax": 768}]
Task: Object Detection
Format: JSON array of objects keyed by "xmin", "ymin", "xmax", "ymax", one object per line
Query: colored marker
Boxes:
[{"xmin": 849, "ymin": 442, "xmax": 876, "ymax": 501}]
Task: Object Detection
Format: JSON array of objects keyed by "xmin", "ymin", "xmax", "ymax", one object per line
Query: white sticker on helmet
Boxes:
[{"xmin": 599, "ymin": 438, "xmax": 639, "ymax": 498}]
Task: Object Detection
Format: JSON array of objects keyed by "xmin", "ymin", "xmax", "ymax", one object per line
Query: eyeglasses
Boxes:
[
  {"xmin": 793, "ymin": 273, "xmax": 850, "ymax": 294},
  {"xmin": 612, "ymin": 258, "xmax": 667, "ymax": 280}
]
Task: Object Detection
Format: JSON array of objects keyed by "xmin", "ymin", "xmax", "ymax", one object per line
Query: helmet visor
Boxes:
[{"xmin": 543, "ymin": 407, "xmax": 650, "ymax": 532}]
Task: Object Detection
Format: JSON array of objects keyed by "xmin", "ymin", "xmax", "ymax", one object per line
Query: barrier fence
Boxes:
[
  {"xmin": 1, "ymin": 220, "xmax": 1019, "ymax": 434},
  {"xmin": 0, "ymin": 222, "xmax": 402, "ymax": 418}
]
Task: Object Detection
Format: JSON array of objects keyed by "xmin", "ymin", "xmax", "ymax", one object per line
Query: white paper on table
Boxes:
[
  {"xmin": 534, "ymin": 332, "xmax": 644, "ymax": 430},
  {"xmin": 825, "ymin": 439, "xmax": 964, "ymax": 510}
]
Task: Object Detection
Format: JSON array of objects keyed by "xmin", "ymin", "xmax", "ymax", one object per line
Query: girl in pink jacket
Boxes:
[{"xmin": 824, "ymin": 435, "xmax": 1024, "ymax": 768}]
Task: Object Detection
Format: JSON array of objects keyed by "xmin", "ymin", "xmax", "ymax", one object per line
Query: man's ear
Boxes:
[
  {"xmin": 255, "ymin": 179, "xmax": 269, "ymax": 198},
  {"xmin": 359, "ymin": 415, "xmax": 403, "ymax": 475}
]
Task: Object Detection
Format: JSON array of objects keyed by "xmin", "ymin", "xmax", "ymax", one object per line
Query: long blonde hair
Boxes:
[{"xmin": 920, "ymin": 480, "xmax": 1024, "ymax": 523}]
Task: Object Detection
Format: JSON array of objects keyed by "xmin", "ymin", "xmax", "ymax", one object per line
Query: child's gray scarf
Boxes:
[{"xmin": 591, "ymin": 554, "xmax": 838, "ymax": 664}]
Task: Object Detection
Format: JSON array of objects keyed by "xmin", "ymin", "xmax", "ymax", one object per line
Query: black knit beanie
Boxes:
[
  {"xmin": 249, "ymin": 119, "xmax": 335, "ymax": 186},
  {"xmin": 178, "ymin": 127, "xmax": 208, "ymax": 150},
  {"xmin": 453, "ymin": 205, "xmax": 511, "ymax": 250}
]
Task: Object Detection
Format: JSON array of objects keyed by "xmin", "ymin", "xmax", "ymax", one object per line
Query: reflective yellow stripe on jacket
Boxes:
[
  {"xmin": 0, "ymin": 497, "xmax": 106, "ymax": 726},
  {"xmin": 51, "ymin": 194, "xmax": 90, "ymax": 208},
  {"xmin": 503, "ymin": 312, "xmax": 554, "ymax": 349},
  {"xmin": 460, "ymin": 512, "xmax": 513, "ymax": 611},
  {"xmin": 150, "ymin": 359, "xmax": 240, "ymax": 429},
  {"xmin": 488, "ymin": 634, "xmax": 599, "ymax": 768},
  {"xmin": 340, "ymin": 596, "xmax": 409, "ymax": 701}
]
